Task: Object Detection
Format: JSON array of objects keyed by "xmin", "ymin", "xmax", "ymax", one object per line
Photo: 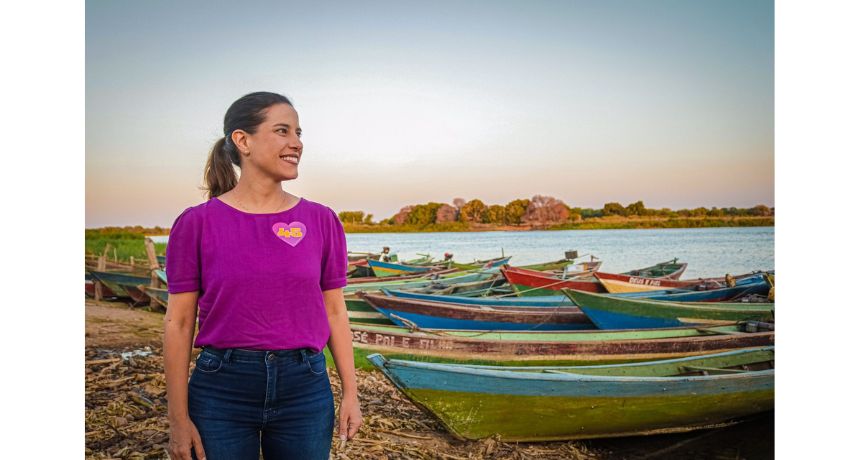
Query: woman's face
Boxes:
[{"xmin": 242, "ymin": 103, "xmax": 303, "ymax": 181}]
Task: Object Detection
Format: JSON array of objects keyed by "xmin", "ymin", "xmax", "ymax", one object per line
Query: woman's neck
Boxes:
[{"xmin": 232, "ymin": 177, "xmax": 284, "ymax": 203}]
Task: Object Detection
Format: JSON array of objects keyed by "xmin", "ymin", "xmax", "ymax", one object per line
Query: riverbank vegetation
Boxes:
[
  {"xmin": 85, "ymin": 227, "xmax": 167, "ymax": 263},
  {"xmin": 85, "ymin": 197, "xmax": 773, "ymax": 262},
  {"xmin": 340, "ymin": 196, "xmax": 774, "ymax": 233}
]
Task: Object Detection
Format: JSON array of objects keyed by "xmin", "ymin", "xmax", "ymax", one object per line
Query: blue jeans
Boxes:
[{"xmin": 188, "ymin": 347, "xmax": 334, "ymax": 460}]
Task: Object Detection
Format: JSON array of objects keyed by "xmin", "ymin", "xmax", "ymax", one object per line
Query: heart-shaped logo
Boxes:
[{"xmin": 272, "ymin": 221, "xmax": 307, "ymax": 247}]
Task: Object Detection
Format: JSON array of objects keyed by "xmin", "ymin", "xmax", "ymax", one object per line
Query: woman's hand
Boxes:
[
  {"xmin": 338, "ymin": 393, "xmax": 363, "ymax": 441},
  {"xmin": 168, "ymin": 417, "xmax": 206, "ymax": 460}
]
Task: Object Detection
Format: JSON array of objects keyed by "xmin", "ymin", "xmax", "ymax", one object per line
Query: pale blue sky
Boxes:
[{"xmin": 86, "ymin": 0, "xmax": 774, "ymax": 227}]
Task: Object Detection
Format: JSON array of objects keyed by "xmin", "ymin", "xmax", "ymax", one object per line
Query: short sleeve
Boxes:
[
  {"xmin": 166, "ymin": 207, "xmax": 202, "ymax": 294},
  {"xmin": 320, "ymin": 207, "xmax": 348, "ymax": 291}
]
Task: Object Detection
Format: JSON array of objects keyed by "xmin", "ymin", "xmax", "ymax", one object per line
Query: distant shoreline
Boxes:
[
  {"xmin": 342, "ymin": 216, "xmax": 774, "ymax": 233},
  {"xmin": 84, "ymin": 216, "xmax": 773, "ymax": 264}
]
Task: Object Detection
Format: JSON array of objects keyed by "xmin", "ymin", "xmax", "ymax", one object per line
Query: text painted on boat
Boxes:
[
  {"xmin": 628, "ymin": 277, "xmax": 663, "ymax": 286},
  {"xmin": 352, "ymin": 331, "xmax": 455, "ymax": 350}
]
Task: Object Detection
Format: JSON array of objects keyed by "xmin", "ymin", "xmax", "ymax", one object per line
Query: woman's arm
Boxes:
[
  {"xmin": 323, "ymin": 288, "xmax": 363, "ymax": 442},
  {"xmin": 164, "ymin": 291, "xmax": 206, "ymax": 460}
]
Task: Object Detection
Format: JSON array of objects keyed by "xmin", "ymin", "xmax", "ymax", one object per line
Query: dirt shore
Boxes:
[{"xmin": 85, "ymin": 299, "xmax": 601, "ymax": 459}]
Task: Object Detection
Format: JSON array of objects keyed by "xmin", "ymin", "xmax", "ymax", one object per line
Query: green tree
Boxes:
[
  {"xmin": 625, "ymin": 201, "xmax": 646, "ymax": 216},
  {"xmin": 407, "ymin": 203, "xmax": 443, "ymax": 226},
  {"xmin": 337, "ymin": 211, "xmax": 366, "ymax": 223},
  {"xmin": 707, "ymin": 207, "xmax": 724, "ymax": 217},
  {"xmin": 485, "ymin": 205, "xmax": 506, "ymax": 224},
  {"xmin": 749, "ymin": 204, "xmax": 773, "ymax": 216},
  {"xmin": 602, "ymin": 202, "xmax": 626, "ymax": 216},
  {"xmin": 460, "ymin": 199, "xmax": 488, "ymax": 223},
  {"xmin": 580, "ymin": 208, "xmax": 602, "ymax": 218},
  {"xmin": 503, "ymin": 199, "xmax": 530, "ymax": 224}
]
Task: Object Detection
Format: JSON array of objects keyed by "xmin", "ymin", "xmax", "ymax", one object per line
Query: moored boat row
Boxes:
[{"xmin": 86, "ymin": 244, "xmax": 774, "ymax": 442}]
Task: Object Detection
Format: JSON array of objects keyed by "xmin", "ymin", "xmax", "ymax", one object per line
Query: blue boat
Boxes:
[
  {"xmin": 383, "ymin": 274, "xmax": 770, "ymax": 306},
  {"xmin": 563, "ymin": 289, "xmax": 774, "ymax": 329},
  {"xmin": 368, "ymin": 347, "xmax": 775, "ymax": 441},
  {"xmin": 381, "ymin": 288, "xmax": 573, "ymax": 307},
  {"xmin": 357, "ymin": 292, "xmax": 593, "ymax": 331},
  {"xmin": 613, "ymin": 274, "xmax": 770, "ymax": 302},
  {"xmin": 367, "ymin": 259, "xmax": 442, "ymax": 277},
  {"xmin": 344, "ymin": 271, "xmax": 497, "ymax": 294}
]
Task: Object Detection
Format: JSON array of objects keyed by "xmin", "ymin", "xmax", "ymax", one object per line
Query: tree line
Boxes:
[{"xmin": 337, "ymin": 196, "xmax": 774, "ymax": 227}]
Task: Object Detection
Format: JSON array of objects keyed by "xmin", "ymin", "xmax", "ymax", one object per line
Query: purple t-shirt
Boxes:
[{"xmin": 165, "ymin": 196, "xmax": 348, "ymax": 352}]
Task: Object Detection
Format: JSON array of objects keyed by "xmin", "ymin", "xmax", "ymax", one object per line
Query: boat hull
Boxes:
[
  {"xmin": 351, "ymin": 322, "xmax": 774, "ymax": 366},
  {"xmin": 564, "ymin": 289, "xmax": 775, "ymax": 329},
  {"xmin": 501, "ymin": 266, "xmax": 605, "ymax": 296},
  {"xmin": 369, "ymin": 349, "xmax": 774, "ymax": 441},
  {"xmin": 593, "ymin": 272, "xmax": 701, "ymax": 294},
  {"xmin": 359, "ymin": 293, "xmax": 593, "ymax": 331}
]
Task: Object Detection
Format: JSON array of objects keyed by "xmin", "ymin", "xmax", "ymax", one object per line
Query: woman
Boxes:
[{"xmin": 163, "ymin": 92, "xmax": 362, "ymax": 460}]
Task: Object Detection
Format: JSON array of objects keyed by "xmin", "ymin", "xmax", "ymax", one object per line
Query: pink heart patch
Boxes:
[{"xmin": 272, "ymin": 221, "xmax": 307, "ymax": 247}]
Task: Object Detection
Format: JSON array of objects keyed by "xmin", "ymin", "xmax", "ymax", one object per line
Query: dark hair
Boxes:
[{"xmin": 203, "ymin": 91, "xmax": 293, "ymax": 198}]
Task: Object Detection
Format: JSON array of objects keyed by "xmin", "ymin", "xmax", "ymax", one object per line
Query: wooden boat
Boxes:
[
  {"xmin": 348, "ymin": 251, "xmax": 380, "ymax": 262},
  {"xmin": 357, "ymin": 292, "xmax": 593, "ymax": 331},
  {"xmin": 396, "ymin": 276, "xmax": 506, "ymax": 296},
  {"xmin": 367, "ymin": 259, "xmax": 455, "ymax": 278},
  {"xmin": 451, "ymin": 256, "xmax": 513, "ymax": 272},
  {"xmin": 351, "ymin": 321, "xmax": 774, "ymax": 366},
  {"xmin": 402, "ymin": 254, "xmax": 436, "ymax": 265},
  {"xmin": 563, "ymin": 289, "xmax": 775, "ymax": 329},
  {"xmin": 501, "ymin": 265, "xmax": 606, "ymax": 296},
  {"xmin": 88, "ymin": 271, "xmax": 151, "ymax": 305},
  {"xmin": 516, "ymin": 259, "xmax": 576, "ymax": 272},
  {"xmin": 346, "ymin": 299, "xmax": 396, "ymax": 325},
  {"xmin": 368, "ymin": 347, "xmax": 774, "ymax": 441},
  {"xmin": 143, "ymin": 286, "xmax": 169, "ymax": 310},
  {"xmin": 347, "ymin": 267, "xmax": 462, "ymax": 285},
  {"xmin": 345, "ymin": 270, "xmax": 494, "ymax": 293},
  {"xmin": 502, "ymin": 259, "xmax": 689, "ymax": 297},
  {"xmin": 614, "ymin": 274, "xmax": 771, "ymax": 302},
  {"xmin": 593, "ymin": 271, "xmax": 703, "ymax": 293},
  {"xmin": 386, "ymin": 273, "xmax": 770, "ymax": 306},
  {"xmin": 623, "ymin": 259, "xmax": 687, "ymax": 279},
  {"xmin": 348, "ymin": 259, "xmax": 375, "ymax": 278},
  {"xmin": 382, "ymin": 288, "xmax": 574, "ymax": 307},
  {"xmin": 85, "ymin": 274, "xmax": 118, "ymax": 298}
]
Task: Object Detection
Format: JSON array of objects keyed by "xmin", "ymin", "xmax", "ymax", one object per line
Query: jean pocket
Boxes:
[
  {"xmin": 195, "ymin": 350, "xmax": 224, "ymax": 374},
  {"xmin": 305, "ymin": 350, "xmax": 327, "ymax": 376}
]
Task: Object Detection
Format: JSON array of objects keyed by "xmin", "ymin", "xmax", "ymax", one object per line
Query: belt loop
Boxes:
[
  {"xmin": 299, "ymin": 348, "xmax": 308, "ymax": 362},
  {"xmin": 223, "ymin": 349, "xmax": 233, "ymax": 363}
]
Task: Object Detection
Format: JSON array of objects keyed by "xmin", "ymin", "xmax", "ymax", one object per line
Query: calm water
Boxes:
[{"xmin": 346, "ymin": 226, "xmax": 774, "ymax": 278}]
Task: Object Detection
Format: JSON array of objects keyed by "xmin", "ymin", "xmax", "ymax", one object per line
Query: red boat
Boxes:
[{"xmin": 500, "ymin": 265, "xmax": 606, "ymax": 296}]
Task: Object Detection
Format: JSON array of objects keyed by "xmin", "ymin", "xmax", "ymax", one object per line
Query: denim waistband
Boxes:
[{"xmin": 201, "ymin": 346, "xmax": 318, "ymax": 363}]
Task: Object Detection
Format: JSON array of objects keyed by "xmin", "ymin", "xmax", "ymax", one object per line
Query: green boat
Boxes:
[
  {"xmin": 369, "ymin": 347, "xmax": 774, "ymax": 441},
  {"xmin": 563, "ymin": 289, "xmax": 775, "ymax": 329},
  {"xmin": 346, "ymin": 298, "xmax": 395, "ymax": 325},
  {"xmin": 351, "ymin": 321, "xmax": 774, "ymax": 366}
]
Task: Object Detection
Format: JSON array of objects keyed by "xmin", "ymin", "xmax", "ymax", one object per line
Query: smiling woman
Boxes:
[{"xmin": 163, "ymin": 92, "xmax": 362, "ymax": 460}]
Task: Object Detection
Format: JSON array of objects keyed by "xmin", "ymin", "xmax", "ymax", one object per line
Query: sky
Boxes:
[{"xmin": 86, "ymin": 0, "xmax": 774, "ymax": 227}]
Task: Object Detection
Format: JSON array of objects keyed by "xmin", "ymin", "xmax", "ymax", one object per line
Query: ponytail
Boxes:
[
  {"xmin": 202, "ymin": 91, "xmax": 294, "ymax": 199},
  {"xmin": 203, "ymin": 136, "xmax": 238, "ymax": 199}
]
